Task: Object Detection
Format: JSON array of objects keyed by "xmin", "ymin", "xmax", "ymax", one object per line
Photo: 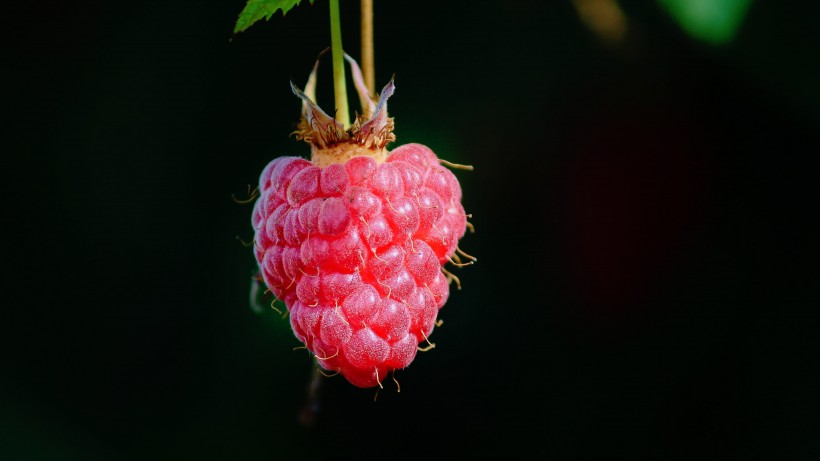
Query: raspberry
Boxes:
[{"xmin": 251, "ymin": 58, "xmax": 472, "ymax": 388}]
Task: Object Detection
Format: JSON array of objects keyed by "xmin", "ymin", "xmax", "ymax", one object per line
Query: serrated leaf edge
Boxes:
[{"xmin": 233, "ymin": 0, "xmax": 316, "ymax": 35}]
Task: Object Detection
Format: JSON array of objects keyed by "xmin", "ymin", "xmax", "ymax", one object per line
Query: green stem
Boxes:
[{"xmin": 329, "ymin": 0, "xmax": 350, "ymax": 127}]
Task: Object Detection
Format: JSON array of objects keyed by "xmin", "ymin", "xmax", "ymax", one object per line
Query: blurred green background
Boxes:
[{"xmin": 4, "ymin": 0, "xmax": 820, "ymax": 459}]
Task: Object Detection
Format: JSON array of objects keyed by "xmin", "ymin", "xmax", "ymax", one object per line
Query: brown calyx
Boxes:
[{"xmin": 290, "ymin": 54, "xmax": 396, "ymax": 166}]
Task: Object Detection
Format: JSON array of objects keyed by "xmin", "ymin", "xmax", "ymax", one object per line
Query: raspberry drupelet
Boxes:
[{"xmin": 252, "ymin": 57, "xmax": 471, "ymax": 388}]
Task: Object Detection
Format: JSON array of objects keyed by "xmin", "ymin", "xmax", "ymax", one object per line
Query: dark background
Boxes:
[{"xmin": 4, "ymin": 0, "xmax": 820, "ymax": 459}]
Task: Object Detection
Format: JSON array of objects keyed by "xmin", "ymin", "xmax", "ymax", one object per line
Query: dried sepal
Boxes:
[{"xmin": 291, "ymin": 56, "xmax": 396, "ymax": 167}]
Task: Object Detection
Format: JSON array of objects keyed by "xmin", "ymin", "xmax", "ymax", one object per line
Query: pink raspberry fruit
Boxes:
[{"xmin": 251, "ymin": 58, "xmax": 472, "ymax": 388}]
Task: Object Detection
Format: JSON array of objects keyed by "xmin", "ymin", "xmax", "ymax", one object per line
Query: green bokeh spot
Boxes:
[{"xmin": 658, "ymin": 0, "xmax": 753, "ymax": 45}]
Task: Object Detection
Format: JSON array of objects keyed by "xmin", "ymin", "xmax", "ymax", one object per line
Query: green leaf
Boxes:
[
  {"xmin": 658, "ymin": 0, "xmax": 753, "ymax": 45},
  {"xmin": 234, "ymin": 0, "xmax": 316, "ymax": 35}
]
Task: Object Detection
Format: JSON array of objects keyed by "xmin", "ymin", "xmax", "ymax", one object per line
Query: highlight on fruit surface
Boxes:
[{"xmin": 251, "ymin": 56, "xmax": 473, "ymax": 388}]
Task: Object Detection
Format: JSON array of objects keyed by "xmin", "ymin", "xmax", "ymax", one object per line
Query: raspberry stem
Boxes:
[
  {"xmin": 361, "ymin": 0, "xmax": 375, "ymax": 95},
  {"xmin": 329, "ymin": 0, "xmax": 351, "ymax": 127}
]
